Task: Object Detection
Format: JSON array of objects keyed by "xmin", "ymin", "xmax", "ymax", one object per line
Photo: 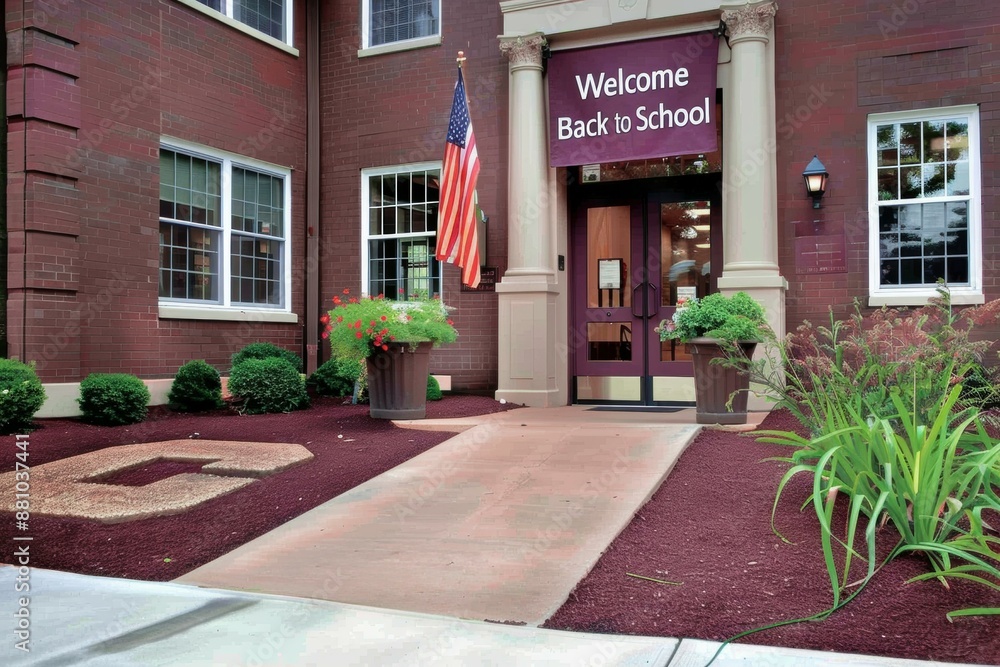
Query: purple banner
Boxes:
[{"xmin": 547, "ymin": 32, "xmax": 719, "ymax": 168}]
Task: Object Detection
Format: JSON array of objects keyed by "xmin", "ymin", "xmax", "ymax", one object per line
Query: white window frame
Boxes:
[
  {"xmin": 359, "ymin": 0, "xmax": 442, "ymax": 58},
  {"xmin": 867, "ymin": 104, "xmax": 983, "ymax": 307},
  {"xmin": 175, "ymin": 0, "xmax": 297, "ymax": 55},
  {"xmin": 361, "ymin": 161, "xmax": 444, "ymax": 301},
  {"xmin": 159, "ymin": 137, "xmax": 295, "ymax": 323}
]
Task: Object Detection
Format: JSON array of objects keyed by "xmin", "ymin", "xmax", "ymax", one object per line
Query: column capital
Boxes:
[
  {"xmin": 721, "ymin": 1, "xmax": 778, "ymax": 45},
  {"xmin": 499, "ymin": 33, "xmax": 547, "ymax": 70}
]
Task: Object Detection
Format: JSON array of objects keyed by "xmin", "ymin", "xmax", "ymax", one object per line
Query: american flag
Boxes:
[{"xmin": 435, "ymin": 66, "xmax": 481, "ymax": 288}]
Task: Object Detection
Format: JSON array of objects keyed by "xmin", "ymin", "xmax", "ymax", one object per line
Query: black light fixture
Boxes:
[{"xmin": 802, "ymin": 155, "xmax": 829, "ymax": 209}]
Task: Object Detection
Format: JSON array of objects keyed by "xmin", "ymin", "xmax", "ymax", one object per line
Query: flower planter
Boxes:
[
  {"xmin": 365, "ymin": 341, "xmax": 432, "ymax": 420},
  {"xmin": 689, "ymin": 337, "xmax": 757, "ymax": 425}
]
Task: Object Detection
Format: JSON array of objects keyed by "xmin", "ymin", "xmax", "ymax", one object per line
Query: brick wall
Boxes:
[
  {"xmin": 775, "ymin": 0, "xmax": 1000, "ymax": 333},
  {"xmin": 319, "ymin": 1, "xmax": 508, "ymax": 391},
  {"xmin": 6, "ymin": 0, "xmax": 308, "ymax": 381}
]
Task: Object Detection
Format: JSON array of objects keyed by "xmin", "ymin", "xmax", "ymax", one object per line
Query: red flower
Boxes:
[
  {"xmin": 333, "ymin": 296, "xmax": 341, "ymax": 305},
  {"xmin": 355, "ymin": 320, "xmax": 362, "ymax": 328},
  {"xmin": 370, "ymin": 320, "xmax": 377, "ymax": 327},
  {"xmin": 406, "ymin": 315, "xmax": 413, "ymax": 321},
  {"xmin": 321, "ymin": 331, "xmax": 329, "ymax": 339},
  {"xmin": 380, "ymin": 315, "xmax": 387, "ymax": 321},
  {"xmin": 447, "ymin": 319, "xmax": 454, "ymax": 326},
  {"xmin": 336, "ymin": 315, "xmax": 343, "ymax": 323},
  {"xmin": 355, "ymin": 331, "xmax": 362, "ymax": 339},
  {"xmin": 349, "ymin": 297, "xmax": 358, "ymax": 304},
  {"xmin": 342, "ymin": 288, "xmax": 350, "ymax": 294},
  {"xmin": 381, "ymin": 344, "xmax": 388, "ymax": 351},
  {"xmin": 398, "ymin": 288, "xmax": 405, "ymax": 294},
  {"xmin": 320, "ymin": 314, "xmax": 330, "ymax": 324}
]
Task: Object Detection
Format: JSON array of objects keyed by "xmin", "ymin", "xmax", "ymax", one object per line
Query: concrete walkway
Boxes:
[{"xmin": 176, "ymin": 407, "xmax": 704, "ymax": 624}]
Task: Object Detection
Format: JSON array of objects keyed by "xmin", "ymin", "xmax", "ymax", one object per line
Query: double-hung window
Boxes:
[
  {"xmin": 362, "ymin": 163, "xmax": 442, "ymax": 301},
  {"xmin": 192, "ymin": 0, "xmax": 292, "ymax": 45},
  {"xmin": 868, "ymin": 105, "xmax": 982, "ymax": 305},
  {"xmin": 159, "ymin": 141, "xmax": 291, "ymax": 314},
  {"xmin": 362, "ymin": 0, "xmax": 440, "ymax": 52}
]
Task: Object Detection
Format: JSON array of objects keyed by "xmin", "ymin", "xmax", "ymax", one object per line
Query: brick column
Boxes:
[{"xmin": 6, "ymin": 2, "xmax": 83, "ymax": 380}]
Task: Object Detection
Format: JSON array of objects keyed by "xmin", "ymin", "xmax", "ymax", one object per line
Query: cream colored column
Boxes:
[
  {"xmin": 495, "ymin": 33, "xmax": 562, "ymax": 408},
  {"xmin": 719, "ymin": 1, "xmax": 785, "ymax": 410}
]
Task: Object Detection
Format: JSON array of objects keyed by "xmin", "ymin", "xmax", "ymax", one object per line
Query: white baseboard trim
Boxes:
[{"xmin": 37, "ymin": 374, "xmax": 453, "ymax": 419}]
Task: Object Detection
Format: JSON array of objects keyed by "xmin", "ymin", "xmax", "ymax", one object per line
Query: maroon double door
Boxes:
[{"xmin": 570, "ymin": 174, "xmax": 723, "ymax": 405}]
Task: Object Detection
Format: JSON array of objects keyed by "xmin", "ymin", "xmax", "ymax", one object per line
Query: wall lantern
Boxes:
[{"xmin": 802, "ymin": 155, "xmax": 829, "ymax": 209}]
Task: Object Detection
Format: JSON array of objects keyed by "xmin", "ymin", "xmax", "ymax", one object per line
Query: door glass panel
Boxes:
[
  {"xmin": 587, "ymin": 207, "xmax": 631, "ymax": 308},
  {"xmin": 587, "ymin": 322, "xmax": 632, "ymax": 362},
  {"xmin": 659, "ymin": 201, "xmax": 712, "ymax": 363}
]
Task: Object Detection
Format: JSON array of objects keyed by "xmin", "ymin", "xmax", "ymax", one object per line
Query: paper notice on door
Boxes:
[{"xmin": 598, "ymin": 259, "xmax": 622, "ymax": 290}]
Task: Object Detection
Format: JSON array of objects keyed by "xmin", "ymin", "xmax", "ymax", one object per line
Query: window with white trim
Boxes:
[
  {"xmin": 159, "ymin": 142, "xmax": 291, "ymax": 310},
  {"xmin": 361, "ymin": 164, "xmax": 442, "ymax": 301},
  {"xmin": 195, "ymin": 0, "xmax": 289, "ymax": 43},
  {"xmin": 869, "ymin": 105, "xmax": 981, "ymax": 302},
  {"xmin": 363, "ymin": 0, "xmax": 440, "ymax": 49}
]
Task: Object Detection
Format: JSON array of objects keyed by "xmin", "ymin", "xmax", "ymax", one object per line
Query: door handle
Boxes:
[
  {"xmin": 647, "ymin": 282, "xmax": 659, "ymax": 319},
  {"xmin": 631, "ymin": 282, "xmax": 643, "ymax": 319}
]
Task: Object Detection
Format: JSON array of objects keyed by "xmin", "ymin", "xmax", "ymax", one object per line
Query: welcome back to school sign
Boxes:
[{"xmin": 547, "ymin": 32, "xmax": 719, "ymax": 167}]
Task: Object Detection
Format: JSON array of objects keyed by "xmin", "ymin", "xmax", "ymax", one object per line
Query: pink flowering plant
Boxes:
[{"xmin": 323, "ymin": 289, "xmax": 458, "ymax": 361}]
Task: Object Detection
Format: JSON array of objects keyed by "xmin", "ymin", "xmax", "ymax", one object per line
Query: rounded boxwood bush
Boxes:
[
  {"xmin": 228, "ymin": 358, "xmax": 310, "ymax": 415},
  {"xmin": 0, "ymin": 359, "xmax": 47, "ymax": 434},
  {"xmin": 231, "ymin": 342, "xmax": 302, "ymax": 373},
  {"xmin": 307, "ymin": 357, "xmax": 363, "ymax": 397},
  {"xmin": 79, "ymin": 373, "xmax": 150, "ymax": 426},
  {"xmin": 426, "ymin": 374, "xmax": 443, "ymax": 401},
  {"xmin": 168, "ymin": 360, "xmax": 224, "ymax": 412}
]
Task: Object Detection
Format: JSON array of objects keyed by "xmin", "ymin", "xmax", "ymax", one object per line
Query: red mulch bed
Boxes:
[
  {"xmin": 0, "ymin": 394, "xmax": 517, "ymax": 582},
  {"xmin": 544, "ymin": 408, "xmax": 1000, "ymax": 664}
]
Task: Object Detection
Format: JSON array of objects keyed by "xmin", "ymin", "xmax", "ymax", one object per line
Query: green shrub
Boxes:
[
  {"xmin": 0, "ymin": 359, "xmax": 47, "ymax": 434},
  {"xmin": 228, "ymin": 358, "xmax": 310, "ymax": 414},
  {"xmin": 231, "ymin": 342, "xmax": 302, "ymax": 373},
  {"xmin": 426, "ymin": 374, "xmax": 442, "ymax": 401},
  {"xmin": 307, "ymin": 358, "xmax": 363, "ymax": 397},
  {"xmin": 168, "ymin": 360, "xmax": 224, "ymax": 412},
  {"xmin": 78, "ymin": 373, "xmax": 150, "ymax": 426}
]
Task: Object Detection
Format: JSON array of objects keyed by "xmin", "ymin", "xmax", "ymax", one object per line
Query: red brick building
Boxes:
[{"xmin": 4, "ymin": 1, "xmax": 999, "ymax": 413}]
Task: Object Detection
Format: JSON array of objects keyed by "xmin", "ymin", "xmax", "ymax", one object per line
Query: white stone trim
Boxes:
[
  {"xmin": 158, "ymin": 305, "xmax": 299, "ymax": 323},
  {"xmin": 173, "ymin": 0, "xmax": 298, "ymax": 55},
  {"xmin": 358, "ymin": 34, "xmax": 441, "ymax": 58}
]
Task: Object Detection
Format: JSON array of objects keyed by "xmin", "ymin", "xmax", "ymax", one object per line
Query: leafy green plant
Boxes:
[
  {"xmin": 307, "ymin": 357, "xmax": 363, "ymax": 397},
  {"xmin": 0, "ymin": 359, "xmax": 47, "ymax": 434},
  {"xmin": 656, "ymin": 291, "xmax": 766, "ymax": 344},
  {"xmin": 167, "ymin": 360, "xmax": 224, "ymax": 412},
  {"xmin": 227, "ymin": 358, "xmax": 310, "ymax": 415},
  {"xmin": 231, "ymin": 342, "xmax": 302, "ymax": 373},
  {"xmin": 427, "ymin": 374, "xmax": 443, "ymax": 401},
  {"xmin": 324, "ymin": 288, "xmax": 457, "ymax": 360},
  {"xmin": 78, "ymin": 373, "xmax": 150, "ymax": 426},
  {"xmin": 758, "ymin": 383, "xmax": 1000, "ymax": 621}
]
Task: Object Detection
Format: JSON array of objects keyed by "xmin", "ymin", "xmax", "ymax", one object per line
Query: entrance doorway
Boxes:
[{"xmin": 570, "ymin": 174, "xmax": 723, "ymax": 405}]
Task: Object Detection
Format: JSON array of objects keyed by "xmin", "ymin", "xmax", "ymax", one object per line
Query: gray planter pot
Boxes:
[
  {"xmin": 365, "ymin": 341, "xmax": 432, "ymax": 420},
  {"xmin": 688, "ymin": 337, "xmax": 757, "ymax": 425}
]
